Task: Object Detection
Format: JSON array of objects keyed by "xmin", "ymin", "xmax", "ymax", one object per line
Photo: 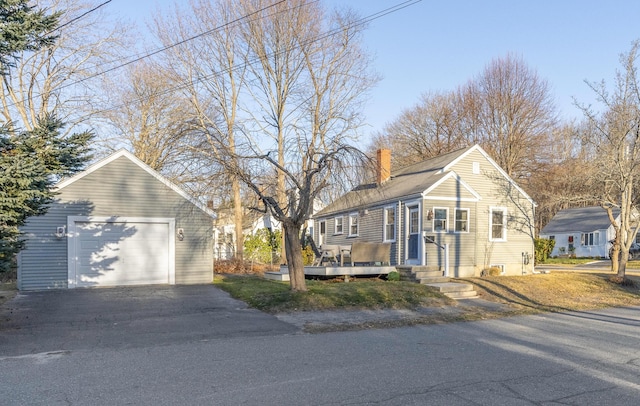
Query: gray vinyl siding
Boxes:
[
  {"xmin": 448, "ymin": 150, "xmax": 535, "ymax": 276},
  {"xmin": 316, "ymin": 205, "xmax": 399, "ymax": 265},
  {"xmin": 422, "ymin": 201, "xmax": 478, "ymax": 275},
  {"xmin": 428, "ymin": 176, "xmax": 476, "ymax": 200},
  {"xmin": 18, "ymin": 156, "xmax": 213, "ymax": 290}
]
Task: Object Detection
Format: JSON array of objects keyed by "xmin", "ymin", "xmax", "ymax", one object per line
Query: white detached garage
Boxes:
[{"xmin": 18, "ymin": 150, "xmax": 216, "ymax": 291}]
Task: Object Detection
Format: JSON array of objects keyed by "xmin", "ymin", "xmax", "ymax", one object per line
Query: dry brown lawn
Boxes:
[{"xmin": 465, "ymin": 271, "xmax": 640, "ymax": 313}]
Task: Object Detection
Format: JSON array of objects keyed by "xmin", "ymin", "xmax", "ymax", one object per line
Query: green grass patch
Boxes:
[{"xmin": 214, "ymin": 274, "xmax": 453, "ymax": 313}]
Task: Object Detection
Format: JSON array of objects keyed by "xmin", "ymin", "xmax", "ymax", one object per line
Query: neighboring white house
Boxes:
[
  {"xmin": 213, "ymin": 201, "xmax": 323, "ymax": 260},
  {"xmin": 539, "ymin": 206, "xmax": 630, "ymax": 258}
]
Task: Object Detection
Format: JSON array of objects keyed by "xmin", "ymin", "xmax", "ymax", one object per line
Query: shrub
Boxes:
[
  {"xmin": 244, "ymin": 228, "xmax": 281, "ymax": 264},
  {"xmin": 534, "ymin": 238, "xmax": 555, "ymax": 264},
  {"xmin": 386, "ymin": 271, "xmax": 400, "ymax": 281},
  {"xmin": 481, "ymin": 266, "xmax": 502, "ymax": 277},
  {"xmin": 301, "ymin": 244, "xmax": 315, "ymax": 265}
]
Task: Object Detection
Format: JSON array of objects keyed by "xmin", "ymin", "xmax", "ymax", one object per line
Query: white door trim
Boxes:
[
  {"xmin": 67, "ymin": 216, "xmax": 175, "ymax": 288},
  {"xmin": 404, "ymin": 200, "xmax": 422, "ymax": 265}
]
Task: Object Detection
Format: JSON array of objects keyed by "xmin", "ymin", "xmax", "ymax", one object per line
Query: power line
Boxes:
[
  {"xmin": 56, "ymin": 0, "xmax": 289, "ymax": 93},
  {"xmin": 53, "ymin": 0, "xmax": 113, "ymax": 33},
  {"xmin": 97, "ymin": 0, "xmax": 422, "ymax": 115},
  {"xmin": 4, "ymin": 0, "xmax": 421, "ymax": 115},
  {"xmin": 2, "ymin": 0, "xmax": 290, "ymax": 110}
]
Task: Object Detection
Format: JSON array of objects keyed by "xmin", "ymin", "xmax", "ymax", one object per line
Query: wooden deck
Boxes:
[
  {"xmin": 264, "ymin": 265, "xmax": 396, "ymax": 281},
  {"xmin": 301, "ymin": 265, "xmax": 395, "ymax": 276}
]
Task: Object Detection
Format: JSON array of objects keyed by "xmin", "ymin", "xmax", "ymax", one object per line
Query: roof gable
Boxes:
[
  {"xmin": 541, "ymin": 206, "xmax": 617, "ymax": 234},
  {"xmin": 56, "ymin": 149, "xmax": 216, "ymax": 219},
  {"xmin": 423, "ymin": 171, "xmax": 481, "ymax": 202},
  {"xmin": 443, "ymin": 145, "xmax": 535, "ymax": 206}
]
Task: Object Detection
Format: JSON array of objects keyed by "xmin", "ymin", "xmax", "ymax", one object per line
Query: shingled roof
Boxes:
[
  {"xmin": 316, "ymin": 146, "xmax": 473, "ymax": 217},
  {"xmin": 540, "ymin": 206, "xmax": 618, "ymax": 234}
]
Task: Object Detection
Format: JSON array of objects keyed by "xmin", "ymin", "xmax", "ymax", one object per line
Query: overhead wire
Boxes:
[
  {"xmin": 3, "ymin": 0, "xmax": 421, "ymax": 115},
  {"xmin": 2, "ymin": 0, "xmax": 290, "ymax": 110},
  {"xmin": 95, "ymin": 0, "xmax": 422, "ymax": 115},
  {"xmin": 51, "ymin": 0, "xmax": 113, "ymax": 33}
]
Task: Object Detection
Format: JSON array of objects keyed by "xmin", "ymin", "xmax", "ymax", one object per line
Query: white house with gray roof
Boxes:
[
  {"xmin": 539, "ymin": 206, "xmax": 624, "ymax": 258},
  {"xmin": 313, "ymin": 145, "xmax": 536, "ymax": 277}
]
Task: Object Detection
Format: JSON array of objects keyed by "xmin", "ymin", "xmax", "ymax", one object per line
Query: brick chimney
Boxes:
[{"xmin": 376, "ymin": 148, "xmax": 391, "ymax": 184}]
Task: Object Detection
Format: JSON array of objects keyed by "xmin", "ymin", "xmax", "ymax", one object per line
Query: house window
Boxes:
[
  {"xmin": 581, "ymin": 232, "xmax": 599, "ymax": 246},
  {"xmin": 433, "ymin": 208, "xmax": 448, "ymax": 232},
  {"xmin": 334, "ymin": 216, "xmax": 343, "ymax": 234},
  {"xmin": 454, "ymin": 208, "xmax": 469, "ymax": 233},
  {"xmin": 472, "ymin": 162, "xmax": 480, "ymax": 174},
  {"xmin": 489, "ymin": 207, "xmax": 507, "ymax": 241},
  {"xmin": 384, "ymin": 206, "xmax": 396, "ymax": 242},
  {"xmin": 409, "ymin": 208, "xmax": 419, "ymax": 234},
  {"xmin": 349, "ymin": 213, "xmax": 359, "ymax": 236}
]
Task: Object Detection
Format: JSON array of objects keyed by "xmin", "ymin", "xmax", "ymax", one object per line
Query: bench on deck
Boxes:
[{"xmin": 342, "ymin": 242, "xmax": 391, "ymax": 266}]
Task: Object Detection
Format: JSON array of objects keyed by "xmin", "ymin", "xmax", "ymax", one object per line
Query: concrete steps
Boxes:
[
  {"xmin": 424, "ymin": 282, "xmax": 478, "ymax": 299},
  {"xmin": 396, "ymin": 265, "xmax": 478, "ymax": 299}
]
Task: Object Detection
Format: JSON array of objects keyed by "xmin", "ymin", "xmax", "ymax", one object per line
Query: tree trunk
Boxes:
[
  {"xmin": 232, "ymin": 176, "xmax": 243, "ymax": 260},
  {"xmin": 611, "ymin": 246, "xmax": 620, "ymax": 275},
  {"xmin": 283, "ymin": 223, "xmax": 306, "ymax": 292},
  {"xmin": 617, "ymin": 252, "xmax": 627, "ymax": 278}
]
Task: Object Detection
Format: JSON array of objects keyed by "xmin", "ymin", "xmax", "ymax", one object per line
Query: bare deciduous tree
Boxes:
[
  {"xmin": 0, "ymin": 0, "xmax": 128, "ymax": 133},
  {"xmin": 99, "ymin": 61, "xmax": 198, "ymax": 176},
  {"xmin": 151, "ymin": 0, "xmax": 250, "ymax": 257},
  {"xmin": 459, "ymin": 54, "xmax": 557, "ymax": 179},
  {"xmin": 228, "ymin": 0, "xmax": 376, "ymax": 291},
  {"xmin": 576, "ymin": 41, "xmax": 640, "ymax": 278},
  {"xmin": 370, "ymin": 54, "xmax": 560, "ymax": 232},
  {"xmin": 370, "ymin": 91, "xmax": 466, "ymax": 167}
]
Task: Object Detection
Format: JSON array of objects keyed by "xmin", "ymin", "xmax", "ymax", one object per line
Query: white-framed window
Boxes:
[
  {"xmin": 383, "ymin": 206, "xmax": 396, "ymax": 242},
  {"xmin": 433, "ymin": 208, "xmax": 448, "ymax": 232},
  {"xmin": 581, "ymin": 232, "xmax": 599, "ymax": 246},
  {"xmin": 454, "ymin": 208, "xmax": 470, "ymax": 233},
  {"xmin": 489, "ymin": 207, "xmax": 507, "ymax": 241},
  {"xmin": 334, "ymin": 216, "xmax": 343, "ymax": 234},
  {"xmin": 348, "ymin": 213, "xmax": 359, "ymax": 236},
  {"xmin": 472, "ymin": 161, "xmax": 480, "ymax": 174}
]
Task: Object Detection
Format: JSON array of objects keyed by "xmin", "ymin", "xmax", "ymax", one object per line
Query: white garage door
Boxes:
[{"xmin": 68, "ymin": 217, "xmax": 175, "ymax": 288}]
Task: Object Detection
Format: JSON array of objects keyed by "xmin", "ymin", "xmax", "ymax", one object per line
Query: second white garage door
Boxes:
[{"xmin": 68, "ymin": 217, "xmax": 175, "ymax": 288}]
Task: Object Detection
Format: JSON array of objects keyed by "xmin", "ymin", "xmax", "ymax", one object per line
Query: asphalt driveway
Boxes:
[{"xmin": 0, "ymin": 284, "xmax": 298, "ymax": 356}]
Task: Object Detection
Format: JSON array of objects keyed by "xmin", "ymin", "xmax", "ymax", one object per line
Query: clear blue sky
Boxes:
[{"xmin": 108, "ymin": 0, "xmax": 640, "ymax": 142}]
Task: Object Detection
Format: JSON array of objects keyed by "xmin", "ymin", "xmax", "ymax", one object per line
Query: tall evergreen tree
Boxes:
[{"xmin": 0, "ymin": 1, "xmax": 92, "ymax": 273}]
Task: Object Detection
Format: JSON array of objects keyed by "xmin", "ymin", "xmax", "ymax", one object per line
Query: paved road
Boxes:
[{"xmin": 1, "ymin": 286, "xmax": 640, "ymax": 405}]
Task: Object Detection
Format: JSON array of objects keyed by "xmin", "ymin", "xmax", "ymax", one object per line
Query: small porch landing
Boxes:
[{"xmin": 397, "ymin": 265, "xmax": 478, "ymax": 299}]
